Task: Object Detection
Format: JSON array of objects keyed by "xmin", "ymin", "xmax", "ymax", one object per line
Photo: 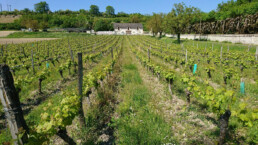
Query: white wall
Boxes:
[
  {"xmin": 96, "ymin": 31, "xmax": 115, "ymax": 35},
  {"xmin": 114, "ymin": 28, "xmax": 143, "ymax": 35},
  {"xmin": 166, "ymin": 34, "xmax": 258, "ymax": 45}
]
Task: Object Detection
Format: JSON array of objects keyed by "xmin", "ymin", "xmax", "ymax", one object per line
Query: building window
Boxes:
[
  {"xmin": 118, "ymin": 27, "xmax": 120, "ymax": 30},
  {"xmin": 137, "ymin": 27, "xmax": 139, "ymax": 30},
  {"xmin": 128, "ymin": 27, "xmax": 129, "ymax": 30}
]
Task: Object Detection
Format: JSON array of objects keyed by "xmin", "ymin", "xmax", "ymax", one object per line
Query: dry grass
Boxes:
[{"xmin": 0, "ymin": 15, "xmax": 21, "ymax": 23}]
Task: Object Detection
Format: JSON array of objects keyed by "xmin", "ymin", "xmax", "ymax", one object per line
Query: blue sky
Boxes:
[{"xmin": 1, "ymin": 0, "xmax": 227, "ymax": 14}]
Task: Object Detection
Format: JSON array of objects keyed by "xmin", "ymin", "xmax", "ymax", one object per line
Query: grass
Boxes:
[
  {"xmin": 112, "ymin": 45, "xmax": 177, "ymax": 144},
  {"xmin": 2, "ymin": 32, "xmax": 90, "ymax": 38},
  {"xmin": 160, "ymin": 37, "xmax": 257, "ymax": 53}
]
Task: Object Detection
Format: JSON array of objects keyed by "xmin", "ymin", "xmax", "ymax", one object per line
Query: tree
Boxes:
[
  {"xmin": 106, "ymin": 6, "xmax": 115, "ymax": 17},
  {"xmin": 39, "ymin": 21, "xmax": 48, "ymax": 31},
  {"xmin": 164, "ymin": 3, "xmax": 199, "ymax": 43},
  {"xmin": 117, "ymin": 12, "xmax": 129, "ymax": 17},
  {"xmin": 93, "ymin": 18, "xmax": 113, "ymax": 31},
  {"xmin": 89, "ymin": 5, "xmax": 100, "ymax": 16},
  {"xmin": 21, "ymin": 19, "xmax": 39, "ymax": 31},
  {"xmin": 130, "ymin": 14, "xmax": 142, "ymax": 23},
  {"xmin": 147, "ymin": 13, "xmax": 164, "ymax": 37},
  {"xmin": 34, "ymin": 1, "xmax": 49, "ymax": 13},
  {"xmin": 79, "ymin": 9, "xmax": 87, "ymax": 14},
  {"xmin": 22, "ymin": 8, "xmax": 31, "ymax": 14}
]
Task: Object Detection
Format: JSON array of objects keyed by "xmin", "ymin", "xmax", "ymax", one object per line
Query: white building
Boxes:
[{"xmin": 113, "ymin": 23, "xmax": 143, "ymax": 35}]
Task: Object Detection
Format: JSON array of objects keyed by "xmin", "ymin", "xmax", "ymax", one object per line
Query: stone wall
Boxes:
[
  {"xmin": 166, "ymin": 34, "xmax": 258, "ymax": 45},
  {"xmin": 184, "ymin": 14, "xmax": 257, "ymax": 34}
]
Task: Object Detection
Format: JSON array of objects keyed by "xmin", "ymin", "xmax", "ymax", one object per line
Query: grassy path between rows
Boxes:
[{"xmin": 112, "ymin": 41, "xmax": 176, "ymax": 144}]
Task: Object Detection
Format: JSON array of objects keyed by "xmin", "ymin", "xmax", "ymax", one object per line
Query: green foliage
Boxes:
[
  {"xmin": 106, "ymin": 6, "xmax": 115, "ymax": 17},
  {"xmin": 163, "ymin": 2, "xmax": 200, "ymax": 42},
  {"xmin": 164, "ymin": 70, "xmax": 176, "ymax": 82},
  {"xmin": 34, "ymin": 1, "xmax": 50, "ymax": 13},
  {"xmin": 205, "ymin": 66, "xmax": 215, "ymax": 72},
  {"xmin": 93, "ymin": 18, "xmax": 114, "ymax": 31},
  {"xmin": 89, "ymin": 5, "xmax": 100, "ymax": 16},
  {"xmin": 146, "ymin": 13, "xmax": 165, "ymax": 36},
  {"xmin": 83, "ymin": 72, "xmax": 97, "ymax": 94},
  {"xmin": 32, "ymin": 93, "xmax": 80, "ymax": 144},
  {"xmin": 232, "ymin": 103, "xmax": 258, "ymax": 127},
  {"xmin": 37, "ymin": 69, "xmax": 50, "ymax": 80},
  {"xmin": 192, "ymin": 0, "xmax": 258, "ymax": 23},
  {"xmin": 0, "ymin": 22, "xmax": 21, "ymax": 30}
]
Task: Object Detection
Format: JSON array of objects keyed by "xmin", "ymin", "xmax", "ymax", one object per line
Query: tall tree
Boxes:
[
  {"xmin": 34, "ymin": 1, "xmax": 49, "ymax": 13},
  {"xmin": 89, "ymin": 5, "xmax": 100, "ymax": 16},
  {"xmin": 22, "ymin": 8, "xmax": 31, "ymax": 14},
  {"xmin": 106, "ymin": 6, "xmax": 115, "ymax": 17},
  {"xmin": 147, "ymin": 13, "xmax": 164, "ymax": 37},
  {"xmin": 164, "ymin": 3, "xmax": 200, "ymax": 43},
  {"xmin": 130, "ymin": 14, "xmax": 142, "ymax": 23}
]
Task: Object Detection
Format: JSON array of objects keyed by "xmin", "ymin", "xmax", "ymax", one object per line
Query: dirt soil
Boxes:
[
  {"xmin": 0, "ymin": 38, "xmax": 58, "ymax": 44},
  {"xmin": 0, "ymin": 31, "xmax": 17, "ymax": 37}
]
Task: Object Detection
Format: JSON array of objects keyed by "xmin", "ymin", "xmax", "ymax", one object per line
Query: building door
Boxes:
[{"xmin": 126, "ymin": 30, "xmax": 131, "ymax": 35}]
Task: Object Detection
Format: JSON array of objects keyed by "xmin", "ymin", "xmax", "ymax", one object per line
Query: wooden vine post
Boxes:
[
  {"xmin": 185, "ymin": 49, "xmax": 188, "ymax": 66},
  {"xmin": 77, "ymin": 53, "xmax": 85, "ymax": 127},
  {"xmin": 68, "ymin": 39, "xmax": 74, "ymax": 62},
  {"xmin": 0, "ymin": 64, "xmax": 29, "ymax": 145},
  {"xmin": 36, "ymin": 41, "xmax": 38, "ymax": 52},
  {"xmin": 212, "ymin": 43, "xmax": 214, "ymax": 51},
  {"xmin": 111, "ymin": 47, "xmax": 114, "ymax": 74},
  {"xmin": 111, "ymin": 47, "xmax": 114, "ymax": 61},
  {"xmin": 1, "ymin": 45, "xmax": 3, "ymax": 57},
  {"xmin": 116, "ymin": 47, "xmax": 118, "ymax": 55},
  {"xmin": 46, "ymin": 43, "xmax": 49, "ymax": 57},
  {"xmin": 5, "ymin": 42, "xmax": 7, "ymax": 51},
  {"xmin": 219, "ymin": 110, "xmax": 231, "ymax": 145},
  {"xmin": 220, "ymin": 46, "xmax": 223, "ymax": 63},
  {"xmin": 22, "ymin": 47, "xmax": 26, "ymax": 58},
  {"xmin": 68, "ymin": 39, "xmax": 76, "ymax": 74},
  {"xmin": 31, "ymin": 50, "xmax": 35, "ymax": 75},
  {"xmin": 78, "ymin": 53, "xmax": 83, "ymax": 96},
  {"xmin": 148, "ymin": 46, "xmax": 150, "ymax": 62}
]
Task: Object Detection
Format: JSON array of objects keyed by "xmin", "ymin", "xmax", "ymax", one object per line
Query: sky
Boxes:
[{"xmin": 0, "ymin": 0, "xmax": 227, "ymax": 14}]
